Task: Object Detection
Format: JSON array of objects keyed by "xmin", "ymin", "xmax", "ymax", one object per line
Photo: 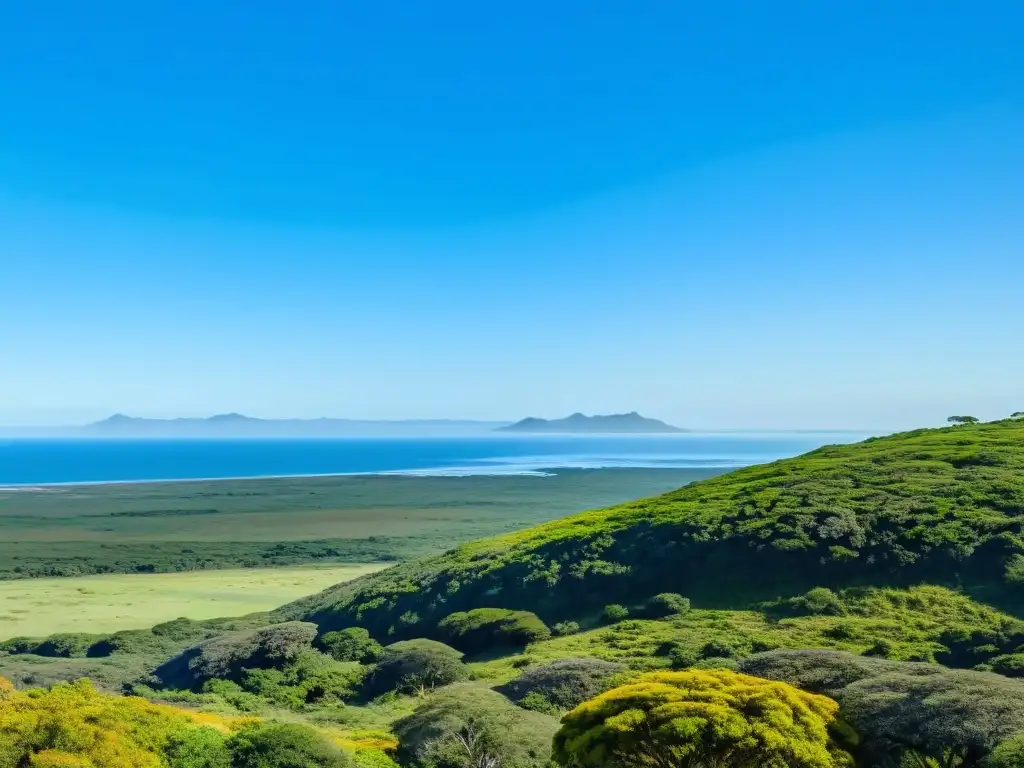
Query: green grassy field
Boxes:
[
  {"xmin": 0, "ymin": 564, "xmax": 384, "ymax": 639},
  {"xmin": 0, "ymin": 468, "xmax": 722, "ymax": 578}
]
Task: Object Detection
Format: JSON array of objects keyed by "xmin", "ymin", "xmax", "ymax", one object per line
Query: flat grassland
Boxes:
[
  {"xmin": 0, "ymin": 468, "xmax": 721, "ymax": 579},
  {"xmin": 0, "ymin": 564, "xmax": 384, "ymax": 638}
]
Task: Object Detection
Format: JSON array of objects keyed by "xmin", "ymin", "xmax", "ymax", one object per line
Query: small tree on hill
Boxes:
[
  {"xmin": 367, "ymin": 639, "xmax": 469, "ymax": 696},
  {"xmin": 948, "ymin": 416, "xmax": 980, "ymax": 425},
  {"xmin": 394, "ymin": 683, "xmax": 558, "ymax": 768},
  {"xmin": 319, "ymin": 627, "xmax": 383, "ymax": 663},
  {"xmin": 552, "ymin": 669, "xmax": 849, "ymax": 768}
]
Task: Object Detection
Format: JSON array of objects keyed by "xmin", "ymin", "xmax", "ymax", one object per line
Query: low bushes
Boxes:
[
  {"xmin": 153, "ymin": 622, "xmax": 318, "ymax": 689},
  {"xmin": 319, "ymin": 627, "xmax": 383, "ymax": 663},
  {"xmin": 641, "ymin": 593, "xmax": 690, "ymax": 618},
  {"xmin": 366, "ymin": 639, "xmax": 469, "ymax": 696},
  {"xmin": 498, "ymin": 657, "xmax": 624, "ymax": 711},
  {"xmin": 227, "ymin": 722, "xmax": 350, "ymax": 768},
  {"xmin": 436, "ymin": 608, "xmax": 550, "ymax": 654},
  {"xmin": 394, "ymin": 683, "xmax": 558, "ymax": 768}
]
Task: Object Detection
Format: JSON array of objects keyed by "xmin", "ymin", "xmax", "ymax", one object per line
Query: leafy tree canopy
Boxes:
[
  {"xmin": 226, "ymin": 722, "xmax": 350, "ymax": 768},
  {"xmin": 498, "ymin": 657, "xmax": 624, "ymax": 711},
  {"xmin": 436, "ymin": 608, "xmax": 550, "ymax": 654},
  {"xmin": 394, "ymin": 683, "xmax": 558, "ymax": 768},
  {"xmin": 154, "ymin": 622, "xmax": 318, "ymax": 689},
  {"xmin": 0, "ymin": 677, "xmax": 232, "ymax": 768},
  {"xmin": 552, "ymin": 669, "xmax": 849, "ymax": 768},
  {"xmin": 367, "ymin": 639, "xmax": 469, "ymax": 696},
  {"xmin": 320, "ymin": 627, "xmax": 383, "ymax": 663}
]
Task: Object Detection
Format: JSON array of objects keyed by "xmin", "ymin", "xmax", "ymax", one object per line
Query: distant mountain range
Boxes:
[
  {"xmin": 497, "ymin": 412, "xmax": 685, "ymax": 434},
  {"xmin": 0, "ymin": 411, "xmax": 688, "ymax": 437},
  {"xmin": 63, "ymin": 414, "xmax": 509, "ymax": 437}
]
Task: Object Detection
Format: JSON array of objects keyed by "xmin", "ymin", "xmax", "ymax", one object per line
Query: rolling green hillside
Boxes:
[{"xmin": 279, "ymin": 420, "xmax": 1024, "ymax": 639}]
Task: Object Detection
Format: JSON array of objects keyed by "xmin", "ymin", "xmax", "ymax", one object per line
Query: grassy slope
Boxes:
[{"xmin": 279, "ymin": 420, "xmax": 1024, "ymax": 638}]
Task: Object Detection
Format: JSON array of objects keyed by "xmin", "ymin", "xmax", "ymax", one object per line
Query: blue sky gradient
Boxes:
[{"xmin": 1, "ymin": 2, "xmax": 1022, "ymax": 428}]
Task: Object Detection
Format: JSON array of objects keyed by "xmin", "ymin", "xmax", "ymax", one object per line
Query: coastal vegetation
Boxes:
[
  {"xmin": 3, "ymin": 419, "xmax": 1024, "ymax": 767},
  {"xmin": 0, "ymin": 469, "xmax": 716, "ymax": 580}
]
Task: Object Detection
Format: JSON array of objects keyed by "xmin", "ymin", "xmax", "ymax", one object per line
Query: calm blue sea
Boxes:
[{"xmin": 0, "ymin": 433, "xmax": 873, "ymax": 487}]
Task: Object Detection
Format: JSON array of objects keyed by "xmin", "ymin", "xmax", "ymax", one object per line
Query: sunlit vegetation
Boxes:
[
  {"xmin": 4, "ymin": 420, "xmax": 1024, "ymax": 768},
  {"xmin": 280, "ymin": 420, "xmax": 1024, "ymax": 641},
  {"xmin": 553, "ymin": 669, "xmax": 850, "ymax": 768}
]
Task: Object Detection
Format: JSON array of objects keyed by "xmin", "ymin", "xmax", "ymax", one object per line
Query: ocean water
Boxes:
[{"xmin": 0, "ymin": 433, "xmax": 872, "ymax": 487}]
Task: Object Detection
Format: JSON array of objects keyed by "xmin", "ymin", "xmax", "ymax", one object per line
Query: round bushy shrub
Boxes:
[
  {"xmin": 601, "ymin": 604, "xmax": 629, "ymax": 624},
  {"xmin": 320, "ymin": 628, "xmax": 383, "ymax": 663},
  {"xmin": 988, "ymin": 653, "xmax": 1024, "ymax": 678},
  {"xmin": 154, "ymin": 622, "xmax": 318, "ymax": 689},
  {"xmin": 700, "ymin": 640, "xmax": 738, "ymax": 659},
  {"xmin": 367, "ymin": 639, "xmax": 469, "ymax": 695},
  {"xmin": 437, "ymin": 608, "xmax": 550, "ymax": 654},
  {"xmin": 789, "ymin": 587, "xmax": 847, "ymax": 616},
  {"xmin": 227, "ymin": 722, "xmax": 350, "ymax": 768},
  {"xmin": 498, "ymin": 657, "xmax": 625, "ymax": 711},
  {"xmin": 394, "ymin": 683, "xmax": 558, "ymax": 768},
  {"xmin": 552, "ymin": 621, "xmax": 580, "ymax": 637},
  {"xmin": 642, "ymin": 593, "xmax": 690, "ymax": 619}
]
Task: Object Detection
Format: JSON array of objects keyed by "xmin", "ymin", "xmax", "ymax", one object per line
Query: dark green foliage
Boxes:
[
  {"xmin": 1004, "ymin": 555, "xmax": 1024, "ymax": 585},
  {"xmin": 986, "ymin": 653, "xmax": 1024, "ymax": 677},
  {"xmin": 690, "ymin": 656, "xmax": 740, "ymax": 670},
  {"xmin": 949, "ymin": 416, "xmax": 981, "ymax": 425},
  {"xmin": 226, "ymin": 722, "xmax": 351, "ymax": 768},
  {"xmin": 863, "ymin": 638, "xmax": 896, "ymax": 658},
  {"xmin": 840, "ymin": 668, "xmax": 1024, "ymax": 767},
  {"xmin": 984, "ymin": 734, "xmax": 1024, "ymax": 767},
  {"xmin": 552, "ymin": 621, "xmax": 580, "ymax": 636},
  {"xmin": 788, "ymin": 587, "xmax": 847, "ymax": 616},
  {"xmin": 30, "ymin": 633, "xmax": 95, "ymax": 658},
  {"xmin": 641, "ymin": 592, "xmax": 690, "ymax": 618},
  {"xmin": 743, "ymin": 648, "xmax": 1024, "ymax": 766},
  {"xmin": 393, "ymin": 683, "xmax": 558, "ymax": 768},
  {"xmin": 701, "ymin": 640, "xmax": 739, "ymax": 659},
  {"xmin": 366, "ymin": 639, "xmax": 469, "ymax": 696},
  {"xmin": 497, "ymin": 657, "xmax": 624, "ymax": 711},
  {"xmin": 601, "ymin": 604, "xmax": 629, "ymax": 623},
  {"xmin": 666, "ymin": 643, "xmax": 701, "ymax": 669},
  {"xmin": 437, "ymin": 608, "xmax": 550, "ymax": 654},
  {"xmin": 165, "ymin": 726, "xmax": 232, "ymax": 768},
  {"xmin": 153, "ymin": 622, "xmax": 317, "ymax": 689},
  {"xmin": 740, "ymin": 649, "xmax": 909, "ymax": 695},
  {"xmin": 240, "ymin": 650, "xmax": 365, "ymax": 707},
  {"xmin": 278, "ymin": 421, "xmax": 1024, "ymax": 640},
  {"xmin": 153, "ymin": 617, "xmax": 204, "ymax": 641},
  {"xmin": 320, "ymin": 627, "xmax": 383, "ymax": 663}
]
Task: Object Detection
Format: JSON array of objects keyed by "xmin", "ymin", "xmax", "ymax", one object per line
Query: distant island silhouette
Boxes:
[{"xmin": 497, "ymin": 412, "xmax": 685, "ymax": 434}]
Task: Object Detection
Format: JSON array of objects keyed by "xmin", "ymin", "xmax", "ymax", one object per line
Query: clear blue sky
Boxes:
[{"xmin": 1, "ymin": 2, "xmax": 1022, "ymax": 429}]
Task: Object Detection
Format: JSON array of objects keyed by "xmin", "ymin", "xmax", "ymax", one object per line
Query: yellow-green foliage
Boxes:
[
  {"xmin": 0, "ymin": 676, "xmax": 235, "ymax": 767},
  {"xmin": 552, "ymin": 669, "xmax": 849, "ymax": 768}
]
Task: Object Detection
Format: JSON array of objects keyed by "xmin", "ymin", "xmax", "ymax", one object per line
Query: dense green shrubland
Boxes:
[
  {"xmin": 279, "ymin": 420, "xmax": 1024, "ymax": 639},
  {"xmin": 5, "ymin": 420, "xmax": 1024, "ymax": 768}
]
